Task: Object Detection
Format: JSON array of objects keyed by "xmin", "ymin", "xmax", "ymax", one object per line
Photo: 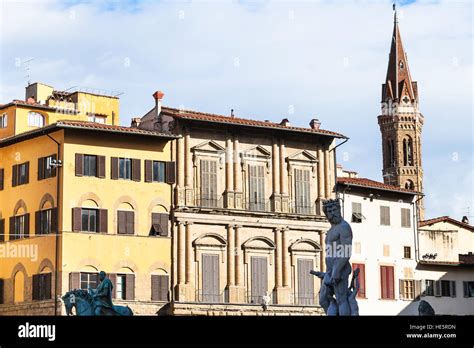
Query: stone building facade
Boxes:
[{"xmin": 138, "ymin": 96, "xmax": 346, "ymax": 314}]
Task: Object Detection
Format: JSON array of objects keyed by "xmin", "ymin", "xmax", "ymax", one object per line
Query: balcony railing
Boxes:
[
  {"xmin": 194, "ymin": 194, "xmax": 224, "ymax": 209},
  {"xmin": 288, "ymin": 200, "xmax": 316, "ymax": 215},
  {"xmin": 195, "ymin": 290, "xmax": 225, "ymax": 303},
  {"xmin": 243, "ymin": 200, "xmax": 272, "ymax": 212}
]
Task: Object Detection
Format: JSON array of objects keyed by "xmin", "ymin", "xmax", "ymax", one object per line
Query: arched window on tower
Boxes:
[
  {"xmin": 389, "ymin": 139, "xmax": 395, "ymax": 167},
  {"xmin": 405, "ymin": 180, "xmax": 415, "ymax": 190},
  {"xmin": 403, "ymin": 136, "xmax": 414, "ymax": 166}
]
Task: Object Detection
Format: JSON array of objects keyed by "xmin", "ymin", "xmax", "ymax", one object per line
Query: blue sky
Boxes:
[{"xmin": 0, "ymin": 0, "xmax": 472, "ymax": 220}]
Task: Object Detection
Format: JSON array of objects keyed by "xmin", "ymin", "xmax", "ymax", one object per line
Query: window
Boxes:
[
  {"xmin": 200, "ymin": 160, "xmax": 218, "ymax": 207},
  {"xmin": 297, "ymin": 259, "xmax": 315, "ymax": 305},
  {"xmin": 248, "ymin": 165, "xmax": 265, "ymax": 211},
  {"xmin": 151, "ymin": 275, "xmax": 169, "ymax": 301},
  {"xmin": 294, "ymin": 169, "xmax": 311, "ymax": 214},
  {"xmin": 0, "ymin": 168, "xmax": 4, "ymax": 191},
  {"xmin": 150, "ymin": 213, "xmax": 168, "ymax": 237},
  {"xmin": 11, "ymin": 214, "xmax": 29, "ymax": 240},
  {"xmin": 380, "ymin": 265, "xmax": 394, "ymax": 299},
  {"xmin": 441, "ymin": 280, "xmax": 456, "ymax": 297},
  {"xmin": 351, "ymin": 202, "xmax": 364, "ymax": 223},
  {"xmin": 88, "ymin": 115, "xmax": 106, "ymax": 124},
  {"xmin": 201, "ymin": 254, "xmax": 220, "ymax": 303},
  {"xmin": 117, "ymin": 210, "xmax": 134, "ymax": 235},
  {"xmin": 32, "ymin": 273, "xmax": 52, "ymax": 300},
  {"xmin": 380, "ymin": 206, "xmax": 390, "ymax": 225},
  {"xmin": 0, "ymin": 113, "xmax": 7, "ymax": 128},
  {"xmin": 12, "ymin": 162, "xmax": 29, "ymax": 187},
  {"xmin": 37, "ymin": 209, "xmax": 55, "ymax": 235},
  {"xmin": 403, "ymin": 246, "xmax": 411, "ymax": 259},
  {"xmin": 115, "ymin": 274, "xmax": 126, "ymax": 300},
  {"xmin": 119, "ymin": 158, "xmax": 132, "ymax": 180},
  {"xmin": 352, "ymin": 263, "xmax": 366, "ymax": 298},
  {"xmin": 250, "ymin": 256, "xmax": 268, "ymax": 304},
  {"xmin": 400, "ymin": 280, "xmax": 414, "ymax": 300},
  {"xmin": 80, "ymin": 272, "xmax": 98, "ymax": 290},
  {"xmin": 401, "ymin": 208, "xmax": 411, "ymax": 228},
  {"xmin": 28, "ymin": 112, "xmax": 45, "ymax": 127},
  {"xmin": 403, "ymin": 136, "xmax": 414, "ymax": 166},
  {"xmin": 81, "ymin": 208, "xmax": 98, "ymax": 232},
  {"xmin": 463, "ymin": 281, "xmax": 474, "ymax": 298},
  {"xmin": 424, "ymin": 280, "xmax": 434, "ymax": 296},
  {"xmin": 38, "ymin": 155, "xmax": 57, "ymax": 180},
  {"xmin": 152, "ymin": 161, "xmax": 166, "ymax": 182},
  {"xmin": 84, "ymin": 155, "xmax": 97, "ymax": 177}
]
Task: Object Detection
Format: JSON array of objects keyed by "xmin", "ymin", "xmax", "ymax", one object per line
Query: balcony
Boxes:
[{"xmin": 194, "ymin": 194, "xmax": 224, "ymax": 209}]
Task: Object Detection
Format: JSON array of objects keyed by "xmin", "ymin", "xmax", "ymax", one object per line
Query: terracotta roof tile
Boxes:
[
  {"xmin": 55, "ymin": 120, "xmax": 175, "ymax": 137},
  {"xmin": 419, "ymin": 216, "xmax": 474, "ymax": 232},
  {"xmin": 336, "ymin": 176, "xmax": 420, "ymax": 194},
  {"xmin": 161, "ymin": 107, "xmax": 346, "ymax": 138}
]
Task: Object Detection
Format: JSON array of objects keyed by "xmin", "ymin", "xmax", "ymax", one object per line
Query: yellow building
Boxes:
[{"xmin": 0, "ymin": 84, "xmax": 177, "ymax": 315}]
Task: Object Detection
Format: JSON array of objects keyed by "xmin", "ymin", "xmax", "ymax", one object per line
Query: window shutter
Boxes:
[
  {"xmin": 165, "ymin": 161, "xmax": 176, "ymax": 184},
  {"xmin": 126, "ymin": 211, "xmax": 134, "ymax": 235},
  {"xmin": 108, "ymin": 273, "xmax": 117, "ymax": 299},
  {"xmin": 145, "ymin": 160, "xmax": 152, "ymax": 183},
  {"xmin": 24, "ymin": 213, "xmax": 30, "ymax": 237},
  {"xmin": 132, "ymin": 159, "xmax": 141, "ymax": 182},
  {"xmin": 352, "ymin": 263, "xmax": 365, "ymax": 298},
  {"xmin": 450, "ymin": 281, "xmax": 456, "ymax": 298},
  {"xmin": 98, "ymin": 209, "xmax": 108, "ymax": 233},
  {"xmin": 25, "ymin": 162, "xmax": 29, "ymax": 184},
  {"xmin": 151, "ymin": 274, "xmax": 169, "ymax": 301},
  {"xmin": 380, "ymin": 266, "xmax": 387, "ymax": 299},
  {"xmin": 75, "ymin": 154, "xmax": 84, "ymax": 177},
  {"xmin": 125, "ymin": 274, "xmax": 135, "ymax": 300},
  {"xmin": 97, "ymin": 156, "xmax": 106, "ymax": 178},
  {"xmin": 9, "ymin": 216, "xmax": 15, "ymax": 241},
  {"xmin": 111, "ymin": 157, "xmax": 118, "ymax": 180},
  {"xmin": 69, "ymin": 272, "xmax": 80, "ymax": 290},
  {"xmin": 38, "ymin": 157, "xmax": 44, "ymax": 180},
  {"xmin": 388, "ymin": 266, "xmax": 394, "ymax": 299},
  {"xmin": 421, "ymin": 279, "xmax": 426, "ymax": 297},
  {"xmin": 160, "ymin": 213, "xmax": 168, "ymax": 236},
  {"xmin": 0, "ymin": 219, "xmax": 4, "ymax": 242},
  {"xmin": 399, "ymin": 279, "xmax": 404, "ymax": 300},
  {"xmin": 32, "ymin": 274, "xmax": 40, "ymax": 300},
  {"xmin": 44, "ymin": 273, "xmax": 52, "ymax": 300},
  {"xmin": 35, "ymin": 211, "xmax": 41, "ymax": 235},
  {"xmin": 72, "ymin": 208, "xmax": 82, "ymax": 232},
  {"xmin": 434, "ymin": 280, "xmax": 441, "ymax": 297},
  {"xmin": 0, "ymin": 279, "xmax": 4, "ymax": 304},
  {"xmin": 463, "ymin": 282, "xmax": 469, "ymax": 298},
  {"xmin": 117, "ymin": 211, "xmax": 126, "ymax": 234},
  {"xmin": 51, "ymin": 208, "xmax": 58, "ymax": 233},
  {"xmin": 12, "ymin": 164, "xmax": 18, "ymax": 187},
  {"xmin": 414, "ymin": 280, "xmax": 421, "ymax": 299},
  {"xmin": 0, "ymin": 168, "xmax": 4, "ymax": 190}
]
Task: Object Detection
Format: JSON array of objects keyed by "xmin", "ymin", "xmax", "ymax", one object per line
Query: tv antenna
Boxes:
[{"xmin": 21, "ymin": 58, "xmax": 34, "ymax": 86}]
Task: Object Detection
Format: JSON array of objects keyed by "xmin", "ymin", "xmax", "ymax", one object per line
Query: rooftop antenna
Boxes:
[{"xmin": 21, "ymin": 58, "xmax": 34, "ymax": 86}]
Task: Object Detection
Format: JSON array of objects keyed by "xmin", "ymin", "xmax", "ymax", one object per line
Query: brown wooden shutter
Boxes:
[
  {"xmin": 414, "ymin": 280, "xmax": 422, "ymax": 299},
  {"xmin": 126, "ymin": 211, "xmax": 134, "ymax": 235},
  {"xmin": 51, "ymin": 154, "xmax": 57, "ymax": 177},
  {"xmin": 117, "ymin": 211, "xmax": 126, "ymax": 234},
  {"xmin": 72, "ymin": 208, "xmax": 82, "ymax": 232},
  {"xmin": 108, "ymin": 273, "xmax": 117, "ymax": 299},
  {"xmin": 38, "ymin": 157, "xmax": 44, "ymax": 180},
  {"xmin": 75, "ymin": 154, "xmax": 84, "ymax": 177},
  {"xmin": 160, "ymin": 213, "xmax": 168, "ymax": 236},
  {"xmin": 9, "ymin": 216, "xmax": 15, "ymax": 240},
  {"xmin": 12, "ymin": 164, "xmax": 18, "ymax": 187},
  {"xmin": 0, "ymin": 279, "xmax": 4, "ymax": 304},
  {"xmin": 145, "ymin": 160, "xmax": 152, "ymax": 183},
  {"xmin": 352, "ymin": 263, "xmax": 365, "ymax": 298},
  {"xmin": 151, "ymin": 275, "xmax": 169, "ymax": 301},
  {"xmin": 380, "ymin": 266, "xmax": 387, "ymax": 299},
  {"xmin": 97, "ymin": 156, "xmax": 106, "ymax": 178},
  {"xmin": 132, "ymin": 159, "xmax": 141, "ymax": 182},
  {"xmin": 111, "ymin": 157, "xmax": 118, "ymax": 180},
  {"xmin": 0, "ymin": 168, "xmax": 4, "ymax": 190},
  {"xmin": 32, "ymin": 274, "xmax": 40, "ymax": 300},
  {"xmin": 24, "ymin": 213, "xmax": 30, "ymax": 238},
  {"xmin": 98, "ymin": 209, "xmax": 108, "ymax": 233},
  {"xmin": 125, "ymin": 274, "xmax": 135, "ymax": 300},
  {"xmin": 35, "ymin": 211, "xmax": 41, "ymax": 235},
  {"xmin": 44, "ymin": 273, "xmax": 52, "ymax": 299},
  {"xmin": 51, "ymin": 208, "xmax": 58, "ymax": 233},
  {"xmin": 0, "ymin": 219, "xmax": 4, "ymax": 242},
  {"xmin": 25, "ymin": 162, "xmax": 29, "ymax": 184},
  {"xmin": 69, "ymin": 272, "xmax": 80, "ymax": 290},
  {"xmin": 399, "ymin": 279, "xmax": 405, "ymax": 300},
  {"xmin": 165, "ymin": 161, "xmax": 176, "ymax": 184},
  {"xmin": 388, "ymin": 266, "xmax": 394, "ymax": 299}
]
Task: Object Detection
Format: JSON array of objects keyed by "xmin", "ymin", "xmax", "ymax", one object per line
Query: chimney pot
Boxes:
[
  {"xmin": 280, "ymin": 118, "xmax": 290, "ymax": 126},
  {"xmin": 131, "ymin": 117, "xmax": 141, "ymax": 128},
  {"xmin": 153, "ymin": 91, "xmax": 165, "ymax": 100},
  {"xmin": 26, "ymin": 97, "xmax": 36, "ymax": 105},
  {"xmin": 309, "ymin": 118, "xmax": 321, "ymax": 130}
]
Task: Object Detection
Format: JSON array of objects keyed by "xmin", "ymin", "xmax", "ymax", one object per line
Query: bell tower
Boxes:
[{"xmin": 378, "ymin": 6, "xmax": 425, "ymax": 220}]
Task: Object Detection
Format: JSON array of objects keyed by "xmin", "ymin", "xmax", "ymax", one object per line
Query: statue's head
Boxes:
[
  {"xmin": 322, "ymin": 199, "xmax": 343, "ymax": 225},
  {"xmin": 99, "ymin": 271, "xmax": 106, "ymax": 282}
]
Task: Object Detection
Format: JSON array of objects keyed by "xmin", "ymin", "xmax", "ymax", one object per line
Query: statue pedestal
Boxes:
[{"xmin": 273, "ymin": 287, "xmax": 292, "ymax": 305}]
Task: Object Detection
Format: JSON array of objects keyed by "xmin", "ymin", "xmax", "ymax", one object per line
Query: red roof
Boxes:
[
  {"xmin": 336, "ymin": 177, "xmax": 420, "ymax": 194},
  {"xmin": 161, "ymin": 107, "xmax": 346, "ymax": 138},
  {"xmin": 419, "ymin": 216, "xmax": 474, "ymax": 232},
  {"xmin": 55, "ymin": 120, "xmax": 175, "ymax": 137}
]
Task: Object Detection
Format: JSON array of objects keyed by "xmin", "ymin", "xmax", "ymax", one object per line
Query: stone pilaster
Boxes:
[{"xmin": 229, "ymin": 225, "xmax": 245, "ymax": 302}]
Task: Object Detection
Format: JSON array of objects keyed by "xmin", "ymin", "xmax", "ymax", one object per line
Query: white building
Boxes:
[{"xmin": 336, "ymin": 173, "xmax": 422, "ymax": 315}]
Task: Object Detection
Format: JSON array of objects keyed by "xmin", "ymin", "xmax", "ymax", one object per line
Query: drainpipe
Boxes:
[
  {"xmin": 44, "ymin": 131, "xmax": 62, "ymax": 316},
  {"xmin": 412, "ymin": 194, "xmax": 424, "ymax": 263}
]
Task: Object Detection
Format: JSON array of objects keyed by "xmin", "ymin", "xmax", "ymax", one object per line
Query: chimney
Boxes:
[
  {"xmin": 309, "ymin": 118, "xmax": 321, "ymax": 130},
  {"xmin": 462, "ymin": 216, "xmax": 469, "ymax": 224},
  {"xmin": 280, "ymin": 118, "xmax": 291, "ymax": 127},
  {"xmin": 231, "ymin": 109, "xmax": 234, "ymax": 118},
  {"xmin": 152, "ymin": 91, "xmax": 165, "ymax": 116},
  {"xmin": 131, "ymin": 117, "xmax": 141, "ymax": 128}
]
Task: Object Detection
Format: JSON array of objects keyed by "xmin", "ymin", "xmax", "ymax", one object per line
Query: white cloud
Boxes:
[{"xmin": 0, "ymin": 0, "xmax": 472, "ymax": 219}]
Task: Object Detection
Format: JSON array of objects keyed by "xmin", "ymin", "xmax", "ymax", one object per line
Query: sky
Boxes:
[{"xmin": 0, "ymin": 0, "xmax": 472, "ymax": 220}]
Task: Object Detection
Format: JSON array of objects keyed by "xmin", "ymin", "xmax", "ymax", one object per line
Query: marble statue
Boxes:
[
  {"xmin": 62, "ymin": 271, "xmax": 133, "ymax": 316},
  {"xmin": 310, "ymin": 198, "xmax": 359, "ymax": 316}
]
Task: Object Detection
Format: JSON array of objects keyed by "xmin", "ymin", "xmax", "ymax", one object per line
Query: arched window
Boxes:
[
  {"xmin": 403, "ymin": 136, "xmax": 414, "ymax": 166},
  {"xmin": 28, "ymin": 112, "xmax": 45, "ymax": 127},
  {"xmin": 387, "ymin": 139, "xmax": 395, "ymax": 167},
  {"xmin": 405, "ymin": 180, "xmax": 415, "ymax": 190},
  {"xmin": 117, "ymin": 202, "xmax": 134, "ymax": 235}
]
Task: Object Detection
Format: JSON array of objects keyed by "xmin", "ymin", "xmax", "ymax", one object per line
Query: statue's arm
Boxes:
[{"xmin": 95, "ymin": 282, "xmax": 110, "ymax": 297}]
